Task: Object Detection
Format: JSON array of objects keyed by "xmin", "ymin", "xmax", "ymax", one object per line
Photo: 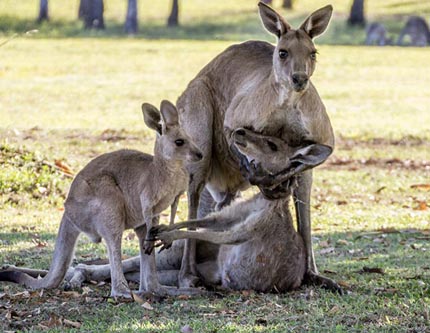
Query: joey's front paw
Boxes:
[
  {"xmin": 147, "ymin": 225, "xmax": 170, "ymax": 241},
  {"xmin": 143, "ymin": 240, "xmax": 155, "ymax": 255}
]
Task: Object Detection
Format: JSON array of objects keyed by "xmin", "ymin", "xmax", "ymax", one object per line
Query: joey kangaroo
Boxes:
[
  {"xmin": 176, "ymin": 2, "xmax": 338, "ymax": 291},
  {"xmin": 365, "ymin": 23, "xmax": 392, "ymax": 46},
  {"xmin": 397, "ymin": 16, "xmax": 430, "ymax": 47},
  {"xmin": 0, "ymin": 100, "xmax": 202, "ymax": 298},
  {"xmin": 149, "ymin": 128, "xmax": 333, "ymax": 292}
]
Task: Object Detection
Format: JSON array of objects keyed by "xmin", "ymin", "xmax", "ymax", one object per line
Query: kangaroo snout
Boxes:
[
  {"xmin": 189, "ymin": 148, "xmax": 203, "ymax": 162},
  {"xmin": 291, "ymin": 72, "xmax": 309, "ymax": 91}
]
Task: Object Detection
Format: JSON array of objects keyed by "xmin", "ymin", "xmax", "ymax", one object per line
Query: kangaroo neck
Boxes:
[
  {"xmin": 153, "ymin": 145, "xmax": 184, "ymax": 175},
  {"xmin": 270, "ymin": 70, "xmax": 303, "ymax": 108}
]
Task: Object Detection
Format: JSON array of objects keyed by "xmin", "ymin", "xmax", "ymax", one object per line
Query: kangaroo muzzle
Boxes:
[{"xmin": 291, "ymin": 72, "xmax": 309, "ymax": 92}]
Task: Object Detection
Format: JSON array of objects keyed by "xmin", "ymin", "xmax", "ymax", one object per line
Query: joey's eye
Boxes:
[
  {"xmin": 310, "ymin": 52, "xmax": 317, "ymax": 60},
  {"xmin": 267, "ymin": 141, "xmax": 278, "ymax": 152},
  {"xmin": 279, "ymin": 50, "xmax": 288, "ymax": 59},
  {"xmin": 175, "ymin": 139, "xmax": 185, "ymax": 146}
]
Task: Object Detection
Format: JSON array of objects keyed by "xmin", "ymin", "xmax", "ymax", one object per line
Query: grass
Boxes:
[{"xmin": 1, "ymin": 1, "xmax": 430, "ymax": 332}]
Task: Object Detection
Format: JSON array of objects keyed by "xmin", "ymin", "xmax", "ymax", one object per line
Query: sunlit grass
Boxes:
[{"xmin": 0, "ymin": 1, "xmax": 429, "ymax": 332}]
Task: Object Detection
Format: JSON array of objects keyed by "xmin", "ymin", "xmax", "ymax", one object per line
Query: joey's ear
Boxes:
[
  {"xmin": 258, "ymin": 2, "xmax": 291, "ymax": 38},
  {"xmin": 142, "ymin": 103, "xmax": 162, "ymax": 135},
  {"xmin": 299, "ymin": 5, "xmax": 333, "ymax": 39},
  {"xmin": 159, "ymin": 100, "xmax": 179, "ymax": 128},
  {"xmin": 290, "ymin": 144, "xmax": 332, "ymax": 168}
]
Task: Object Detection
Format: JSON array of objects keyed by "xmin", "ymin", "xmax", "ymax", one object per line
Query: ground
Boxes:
[{"xmin": 0, "ymin": 1, "xmax": 429, "ymax": 332}]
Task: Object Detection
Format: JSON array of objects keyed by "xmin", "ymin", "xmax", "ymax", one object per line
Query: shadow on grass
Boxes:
[{"xmin": 1, "ymin": 228, "xmax": 428, "ymax": 331}]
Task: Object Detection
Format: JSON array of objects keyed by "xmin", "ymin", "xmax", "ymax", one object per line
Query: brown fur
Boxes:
[
  {"xmin": 175, "ymin": 2, "xmax": 336, "ymax": 289},
  {"xmin": 150, "ymin": 129, "xmax": 333, "ymax": 292},
  {"xmin": 0, "ymin": 101, "xmax": 202, "ymax": 298}
]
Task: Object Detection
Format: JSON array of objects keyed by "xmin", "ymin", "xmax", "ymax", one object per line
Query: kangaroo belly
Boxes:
[{"xmin": 219, "ymin": 235, "xmax": 306, "ymax": 292}]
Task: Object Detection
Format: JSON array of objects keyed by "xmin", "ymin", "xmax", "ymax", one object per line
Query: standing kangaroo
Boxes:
[
  {"xmin": 0, "ymin": 100, "xmax": 202, "ymax": 298},
  {"xmin": 149, "ymin": 128, "xmax": 332, "ymax": 292},
  {"xmin": 365, "ymin": 22, "xmax": 392, "ymax": 46},
  {"xmin": 176, "ymin": 2, "xmax": 338, "ymax": 291},
  {"xmin": 397, "ymin": 16, "xmax": 430, "ymax": 47}
]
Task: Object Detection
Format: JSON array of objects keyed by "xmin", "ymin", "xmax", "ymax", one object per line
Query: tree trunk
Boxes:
[
  {"xmin": 125, "ymin": 0, "xmax": 138, "ymax": 34},
  {"xmin": 37, "ymin": 0, "xmax": 49, "ymax": 22},
  {"xmin": 167, "ymin": 0, "xmax": 179, "ymax": 27},
  {"xmin": 282, "ymin": 0, "xmax": 293, "ymax": 9},
  {"xmin": 347, "ymin": 0, "xmax": 365, "ymax": 26},
  {"xmin": 79, "ymin": 0, "xmax": 105, "ymax": 30}
]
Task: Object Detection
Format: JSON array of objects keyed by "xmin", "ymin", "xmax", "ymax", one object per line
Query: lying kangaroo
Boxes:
[
  {"xmin": 176, "ymin": 2, "xmax": 337, "ymax": 291},
  {"xmin": 397, "ymin": 16, "xmax": 430, "ymax": 47},
  {"xmin": 365, "ymin": 22, "xmax": 392, "ymax": 46},
  {"xmin": 0, "ymin": 100, "xmax": 202, "ymax": 298},
  {"xmin": 149, "ymin": 128, "xmax": 332, "ymax": 292}
]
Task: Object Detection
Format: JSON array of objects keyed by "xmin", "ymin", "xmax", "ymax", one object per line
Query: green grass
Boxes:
[
  {"xmin": 1, "ymin": 1, "xmax": 430, "ymax": 332},
  {"xmin": 1, "ymin": 0, "xmax": 430, "ymax": 43}
]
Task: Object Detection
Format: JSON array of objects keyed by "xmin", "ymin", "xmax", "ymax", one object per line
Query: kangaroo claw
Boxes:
[{"xmin": 304, "ymin": 271, "xmax": 344, "ymax": 295}]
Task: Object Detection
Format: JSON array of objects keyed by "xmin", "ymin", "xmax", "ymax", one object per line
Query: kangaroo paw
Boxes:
[{"xmin": 304, "ymin": 270, "xmax": 343, "ymax": 295}]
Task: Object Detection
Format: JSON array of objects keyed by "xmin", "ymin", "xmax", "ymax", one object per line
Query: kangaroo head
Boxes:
[
  {"xmin": 258, "ymin": 2, "xmax": 332, "ymax": 93},
  {"xmin": 142, "ymin": 100, "xmax": 203, "ymax": 163},
  {"xmin": 232, "ymin": 128, "xmax": 332, "ymax": 175}
]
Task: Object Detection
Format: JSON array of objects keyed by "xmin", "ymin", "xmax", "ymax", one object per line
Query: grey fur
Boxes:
[
  {"xmin": 175, "ymin": 2, "xmax": 336, "ymax": 289},
  {"xmin": 0, "ymin": 100, "xmax": 202, "ymax": 298}
]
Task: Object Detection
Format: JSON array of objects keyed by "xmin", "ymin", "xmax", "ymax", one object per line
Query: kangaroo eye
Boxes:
[
  {"xmin": 175, "ymin": 139, "xmax": 185, "ymax": 146},
  {"xmin": 279, "ymin": 50, "xmax": 288, "ymax": 59},
  {"xmin": 310, "ymin": 52, "xmax": 317, "ymax": 60},
  {"xmin": 267, "ymin": 141, "xmax": 278, "ymax": 152}
]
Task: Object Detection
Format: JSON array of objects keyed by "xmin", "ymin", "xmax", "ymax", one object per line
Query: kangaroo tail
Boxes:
[{"xmin": 0, "ymin": 214, "xmax": 80, "ymax": 289}]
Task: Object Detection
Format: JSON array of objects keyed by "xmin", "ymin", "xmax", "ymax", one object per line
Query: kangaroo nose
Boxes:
[{"xmin": 291, "ymin": 73, "xmax": 309, "ymax": 90}]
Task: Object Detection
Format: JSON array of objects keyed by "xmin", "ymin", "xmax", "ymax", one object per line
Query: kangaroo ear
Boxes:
[
  {"xmin": 159, "ymin": 100, "xmax": 179, "ymax": 129},
  {"xmin": 141, "ymin": 103, "xmax": 162, "ymax": 135},
  {"xmin": 258, "ymin": 2, "xmax": 291, "ymax": 38},
  {"xmin": 290, "ymin": 144, "xmax": 332, "ymax": 168},
  {"xmin": 299, "ymin": 5, "xmax": 333, "ymax": 39}
]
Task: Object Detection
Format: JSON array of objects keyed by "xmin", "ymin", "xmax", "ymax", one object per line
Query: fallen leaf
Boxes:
[
  {"xmin": 337, "ymin": 280, "xmax": 350, "ymax": 288},
  {"xmin": 336, "ymin": 239, "xmax": 349, "ymax": 246},
  {"xmin": 376, "ymin": 227, "xmax": 399, "ymax": 234},
  {"xmin": 54, "ymin": 160, "xmax": 74, "ymax": 176},
  {"xmin": 178, "ymin": 294, "xmax": 191, "ymax": 300},
  {"xmin": 63, "ymin": 319, "xmax": 81, "ymax": 328},
  {"xmin": 142, "ymin": 302, "xmax": 154, "ymax": 310},
  {"xmin": 39, "ymin": 314, "xmax": 62, "ymax": 328},
  {"xmin": 61, "ymin": 291, "xmax": 81, "ymax": 298},
  {"xmin": 375, "ymin": 186, "xmax": 386, "ymax": 194},
  {"xmin": 328, "ymin": 305, "xmax": 340, "ymax": 314},
  {"xmin": 410, "ymin": 184, "xmax": 430, "ymax": 191},
  {"xmin": 411, "ymin": 243, "xmax": 423, "ymax": 250},
  {"xmin": 319, "ymin": 240, "xmax": 330, "ymax": 248},
  {"xmin": 132, "ymin": 292, "xmax": 145, "ymax": 304},
  {"xmin": 413, "ymin": 201, "xmax": 428, "ymax": 211},
  {"xmin": 81, "ymin": 286, "xmax": 93, "ymax": 295}
]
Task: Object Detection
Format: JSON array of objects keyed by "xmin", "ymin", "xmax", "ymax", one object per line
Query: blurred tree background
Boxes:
[{"xmin": 1, "ymin": 0, "xmax": 429, "ymax": 44}]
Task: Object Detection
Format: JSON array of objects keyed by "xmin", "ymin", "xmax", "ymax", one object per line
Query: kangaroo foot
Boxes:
[
  {"xmin": 137, "ymin": 285, "xmax": 205, "ymax": 298},
  {"xmin": 178, "ymin": 272, "xmax": 201, "ymax": 288},
  {"xmin": 304, "ymin": 270, "xmax": 343, "ymax": 295}
]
